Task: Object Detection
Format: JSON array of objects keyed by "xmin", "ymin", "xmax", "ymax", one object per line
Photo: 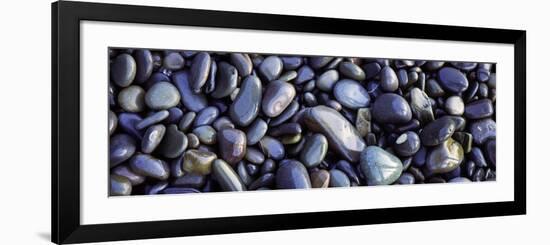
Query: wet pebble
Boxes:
[
  {"xmin": 333, "ymin": 79, "xmax": 370, "ymax": 109},
  {"xmin": 276, "ymin": 159, "xmax": 311, "ymax": 189},
  {"xmin": 218, "ymin": 128, "xmax": 247, "ymax": 165},
  {"xmin": 145, "ymin": 81, "xmax": 180, "ymax": 110},
  {"xmin": 129, "ymin": 154, "xmax": 169, "ymax": 180},
  {"xmin": 299, "ymin": 133, "xmax": 328, "ymax": 168},
  {"xmin": 360, "ymin": 146, "xmax": 403, "ymax": 185},
  {"xmin": 372, "ymin": 93, "xmax": 412, "ymax": 124}
]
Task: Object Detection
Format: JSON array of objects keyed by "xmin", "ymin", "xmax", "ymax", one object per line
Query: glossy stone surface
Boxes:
[
  {"xmin": 409, "ymin": 88, "xmax": 434, "ymax": 124},
  {"xmin": 300, "ymin": 106, "xmax": 366, "ymax": 162},
  {"xmin": 246, "ymin": 118, "xmax": 268, "ymax": 145},
  {"xmin": 259, "ymin": 136, "xmax": 285, "ymax": 161},
  {"xmin": 339, "ymin": 61, "xmax": 365, "ymax": 81},
  {"xmin": 173, "ymin": 71, "xmax": 207, "ymax": 112},
  {"xmin": 437, "ymin": 67, "xmax": 469, "ymax": 93},
  {"xmin": 111, "ymin": 53, "xmax": 136, "ymax": 87},
  {"xmin": 333, "ymin": 79, "xmax": 371, "ymax": 109},
  {"xmin": 275, "ymin": 159, "xmax": 311, "ymax": 189},
  {"xmin": 194, "ymin": 106, "xmax": 220, "ymax": 127},
  {"xmin": 136, "ymin": 110, "xmax": 169, "ymax": 130},
  {"xmin": 259, "ymin": 56, "xmax": 283, "ymax": 81},
  {"xmin": 129, "ymin": 154, "xmax": 169, "ymax": 180},
  {"xmin": 141, "ymin": 124, "xmax": 166, "ymax": 154},
  {"xmin": 192, "ymin": 125, "xmax": 217, "ymax": 145},
  {"xmin": 229, "ymin": 75, "xmax": 262, "ymax": 126},
  {"xmin": 420, "ymin": 117, "xmax": 456, "ymax": 146},
  {"xmin": 299, "ymin": 133, "xmax": 328, "ymax": 168},
  {"xmin": 218, "ymin": 128, "xmax": 247, "ymax": 165},
  {"xmin": 380, "ymin": 66, "xmax": 399, "ymax": 92},
  {"xmin": 316, "ymin": 70, "xmax": 339, "ymax": 92},
  {"xmin": 426, "ymin": 138, "xmax": 464, "ymax": 174},
  {"xmin": 310, "ymin": 169, "xmax": 330, "ymax": 188},
  {"xmin": 393, "ymin": 131, "xmax": 421, "ymax": 157},
  {"xmin": 133, "ymin": 49, "xmax": 153, "ymax": 83},
  {"xmin": 464, "ymin": 99, "xmax": 494, "ymax": 119},
  {"xmin": 230, "ymin": 53, "xmax": 253, "ymax": 76},
  {"xmin": 360, "ymin": 146, "xmax": 403, "ymax": 185},
  {"xmin": 212, "ymin": 62, "xmax": 238, "ymax": 99},
  {"xmin": 182, "ymin": 149, "xmax": 217, "ymax": 175},
  {"xmin": 212, "ymin": 159, "xmax": 247, "ymax": 191},
  {"xmin": 110, "ymin": 175, "xmax": 132, "ymax": 196},
  {"xmin": 110, "ymin": 133, "xmax": 136, "ymax": 167},
  {"xmin": 189, "ymin": 52, "xmax": 211, "ymax": 92},
  {"xmin": 157, "ymin": 124, "xmax": 188, "ymax": 158},
  {"xmin": 444, "ymin": 96, "xmax": 465, "ymax": 116},
  {"xmin": 145, "ymin": 81, "xmax": 180, "ymax": 110},
  {"xmin": 372, "ymin": 93, "xmax": 412, "ymax": 124},
  {"xmin": 329, "ymin": 169, "xmax": 351, "ymax": 187},
  {"xmin": 470, "ymin": 118, "xmax": 496, "ymax": 145},
  {"xmin": 118, "ymin": 85, "xmax": 145, "ymax": 112},
  {"xmin": 262, "ymin": 80, "xmax": 296, "ymax": 117}
]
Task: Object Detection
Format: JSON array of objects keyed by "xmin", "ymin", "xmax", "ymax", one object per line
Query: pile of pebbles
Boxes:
[{"xmin": 108, "ymin": 48, "xmax": 496, "ymax": 196}]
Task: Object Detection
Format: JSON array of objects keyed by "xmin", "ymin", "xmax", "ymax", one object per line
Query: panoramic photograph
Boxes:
[{"xmin": 108, "ymin": 48, "xmax": 496, "ymax": 196}]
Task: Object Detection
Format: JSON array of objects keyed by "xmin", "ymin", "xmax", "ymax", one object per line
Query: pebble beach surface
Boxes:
[{"xmin": 108, "ymin": 48, "xmax": 496, "ymax": 196}]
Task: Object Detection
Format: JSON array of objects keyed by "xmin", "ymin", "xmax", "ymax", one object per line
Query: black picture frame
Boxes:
[{"xmin": 52, "ymin": 1, "xmax": 526, "ymax": 244}]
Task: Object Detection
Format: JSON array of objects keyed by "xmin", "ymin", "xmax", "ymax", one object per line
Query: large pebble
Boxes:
[
  {"xmin": 299, "ymin": 133, "xmax": 328, "ymax": 168},
  {"xmin": 218, "ymin": 128, "xmax": 247, "ymax": 166},
  {"xmin": 409, "ymin": 88, "xmax": 434, "ymax": 124},
  {"xmin": 194, "ymin": 106, "xmax": 220, "ymax": 127},
  {"xmin": 438, "ymin": 67, "xmax": 469, "ymax": 93},
  {"xmin": 229, "ymin": 75, "xmax": 262, "ymax": 126},
  {"xmin": 259, "ymin": 56, "xmax": 283, "ymax": 81},
  {"xmin": 333, "ymin": 79, "xmax": 370, "ymax": 109},
  {"xmin": 189, "ymin": 52, "xmax": 211, "ymax": 92},
  {"xmin": 470, "ymin": 118, "xmax": 496, "ymax": 145},
  {"xmin": 129, "ymin": 154, "xmax": 169, "ymax": 180},
  {"xmin": 300, "ymin": 106, "xmax": 366, "ymax": 162},
  {"xmin": 163, "ymin": 52, "xmax": 185, "ymax": 70},
  {"xmin": 316, "ymin": 70, "xmax": 339, "ymax": 92},
  {"xmin": 445, "ymin": 96, "xmax": 465, "ymax": 116},
  {"xmin": 145, "ymin": 81, "xmax": 180, "ymax": 110},
  {"xmin": 259, "ymin": 136, "xmax": 285, "ymax": 160},
  {"xmin": 420, "ymin": 117, "xmax": 456, "ymax": 146},
  {"xmin": 426, "ymin": 138, "xmax": 464, "ymax": 174},
  {"xmin": 329, "ymin": 169, "xmax": 351, "ymax": 187},
  {"xmin": 380, "ymin": 66, "xmax": 399, "ymax": 92},
  {"xmin": 141, "ymin": 124, "xmax": 166, "ymax": 154},
  {"xmin": 464, "ymin": 99, "xmax": 494, "ymax": 119},
  {"xmin": 246, "ymin": 118, "xmax": 268, "ymax": 145},
  {"xmin": 110, "ymin": 133, "xmax": 136, "ymax": 167},
  {"xmin": 110, "ymin": 175, "xmax": 132, "ymax": 196},
  {"xmin": 118, "ymin": 85, "xmax": 145, "ymax": 112},
  {"xmin": 359, "ymin": 146, "xmax": 403, "ymax": 185},
  {"xmin": 393, "ymin": 131, "xmax": 421, "ymax": 157},
  {"xmin": 212, "ymin": 159, "xmax": 247, "ymax": 191},
  {"xmin": 275, "ymin": 159, "xmax": 311, "ymax": 189},
  {"xmin": 262, "ymin": 80, "xmax": 296, "ymax": 117},
  {"xmin": 112, "ymin": 165, "xmax": 145, "ymax": 186},
  {"xmin": 133, "ymin": 49, "xmax": 153, "ymax": 83},
  {"xmin": 230, "ymin": 53, "xmax": 253, "ymax": 77},
  {"xmin": 182, "ymin": 149, "xmax": 217, "ymax": 175},
  {"xmin": 339, "ymin": 61, "xmax": 365, "ymax": 81},
  {"xmin": 212, "ymin": 62, "xmax": 238, "ymax": 98},
  {"xmin": 372, "ymin": 93, "xmax": 412, "ymax": 124},
  {"xmin": 156, "ymin": 124, "xmax": 188, "ymax": 158},
  {"xmin": 295, "ymin": 65, "xmax": 314, "ymax": 84},
  {"xmin": 111, "ymin": 53, "xmax": 136, "ymax": 87},
  {"xmin": 173, "ymin": 71, "xmax": 208, "ymax": 112}
]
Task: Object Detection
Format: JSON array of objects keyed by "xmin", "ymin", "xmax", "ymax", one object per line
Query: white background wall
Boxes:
[{"xmin": 0, "ymin": 0, "xmax": 544, "ymax": 244}]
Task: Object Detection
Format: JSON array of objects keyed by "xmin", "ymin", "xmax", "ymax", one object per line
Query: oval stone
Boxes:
[
  {"xmin": 262, "ymin": 80, "xmax": 296, "ymax": 117},
  {"xmin": 192, "ymin": 125, "xmax": 217, "ymax": 145},
  {"xmin": 194, "ymin": 106, "xmax": 220, "ymax": 127},
  {"xmin": 218, "ymin": 128, "xmax": 247, "ymax": 166},
  {"xmin": 316, "ymin": 70, "xmax": 339, "ymax": 92},
  {"xmin": 393, "ymin": 131, "xmax": 421, "ymax": 157},
  {"xmin": 229, "ymin": 53, "xmax": 253, "ymax": 76},
  {"xmin": 230, "ymin": 75, "xmax": 262, "ymax": 127},
  {"xmin": 276, "ymin": 159, "xmax": 311, "ymax": 189},
  {"xmin": 173, "ymin": 71, "xmax": 208, "ymax": 112},
  {"xmin": 359, "ymin": 146, "xmax": 403, "ymax": 185},
  {"xmin": 295, "ymin": 65, "xmax": 314, "ymax": 84},
  {"xmin": 145, "ymin": 81, "xmax": 180, "ymax": 110},
  {"xmin": 299, "ymin": 133, "xmax": 328, "ymax": 168},
  {"xmin": 189, "ymin": 52, "xmax": 211, "ymax": 92},
  {"xmin": 163, "ymin": 52, "xmax": 185, "ymax": 70},
  {"xmin": 133, "ymin": 49, "xmax": 153, "ymax": 83},
  {"xmin": 281, "ymin": 56, "xmax": 303, "ymax": 70},
  {"xmin": 438, "ymin": 67, "xmax": 469, "ymax": 93},
  {"xmin": 371, "ymin": 93, "xmax": 412, "ymax": 124},
  {"xmin": 339, "ymin": 61, "xmax": 365, "ymax": 81},
  {"xmin": 419, "ymin": 117, "xmax": 456, "ymax": 146},
  {"xmin": 109, "ymin": 133, "xmax": 136, "ymax": 167},
  {"xmin": 445, "ymin": 96, "xmax": 465, "ymax": 116},
  {"xmin": 300, "ymin": 106, "xmax": 366, "ymax": 162},
  {"xmin": 329, "ymin": 169, "xmax": 351, "ymax": 187},
  {"xmin": 111, "ymin": 53, "xmax": 136, "ymax": 87},
  {"xmin": 141, "ymin": 124, "xmax": 165, "ymax": 154},
  {"xmin": 259, "ymin": 136, "xmax": 285, "ymax": 161},
  {"xmin": 309, "ymin": 56, "xmax": 333, "ymax": 69},
  {"xmin": 135, "ymin": 110, "xmax": 169, "ymax": 130},
  {"xmin": 259, "ymin": 56, "xmax": 283, "ymax": 82},
  {"xmin": 333, "ymin": 79, "xmax": 370, "ymax": 109},
  {"xmin": 380, "ymin": 66, "xmax": 399, "ymax": 92},
  {"xmin": 182, "ymin": 149, "xmax": 217, "ymax": 175},
  {"xmin": 212, "ymin": 159, "xmax": 247, "ymax": 191},
  {"xmin": 129, "ymin": 154, "xmax": 169, "ymax": 180},
  {"xmin": 246, "ymin": 118, "xmax": 268, "ymax": 145}
]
